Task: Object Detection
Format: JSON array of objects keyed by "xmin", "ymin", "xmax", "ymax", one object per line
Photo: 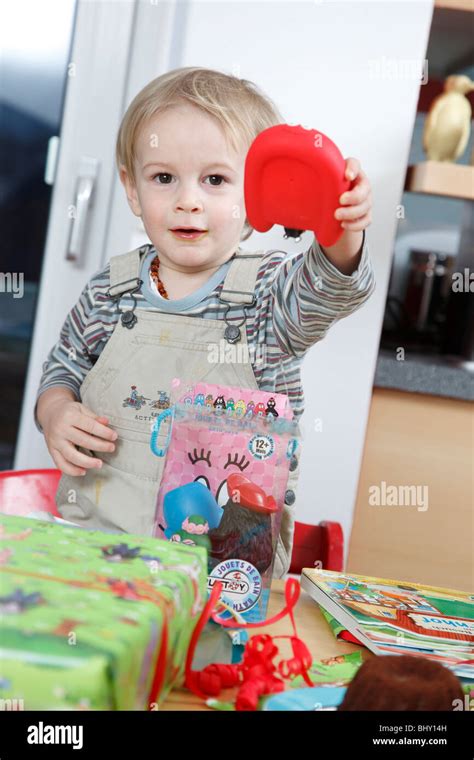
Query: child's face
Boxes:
[{"xmin": 120, "ymin": 101, "xmax": 248, "ymax": 272}]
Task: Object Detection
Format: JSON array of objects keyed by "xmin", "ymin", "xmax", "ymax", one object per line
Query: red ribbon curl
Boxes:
[{"xmin": 185, "ymin": 578, "xmax": 313, "ymax": 709}]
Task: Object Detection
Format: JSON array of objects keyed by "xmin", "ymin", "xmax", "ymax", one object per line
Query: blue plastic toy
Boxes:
[{"xmin": 162, "ymin": 481, "xmax": 223, "ymax": 540}]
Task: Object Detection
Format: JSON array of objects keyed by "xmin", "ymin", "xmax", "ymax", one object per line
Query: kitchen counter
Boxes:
[
  {"xmin": 348, "ymin": 385, "xmax": 473, "ymax": 592},
  {"xmin": 374, "ymin": 349, "xmax": 474, "ymax": 401}
]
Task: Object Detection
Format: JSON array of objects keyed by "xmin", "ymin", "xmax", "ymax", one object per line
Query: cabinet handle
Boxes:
[{"xmin": 66, "ymin": 156, "xmax": 99, "ymax": 263}]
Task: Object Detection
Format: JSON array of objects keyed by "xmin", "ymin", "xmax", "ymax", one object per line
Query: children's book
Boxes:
[
  {"xmin": 290, "ymin": 651, "xmax": 363, "ymax": 688},
  {"xmin": 320, "ymin": 608, "xmax": 363, "ymax": 645},
  {"xmin": 301, "ymin": 568, "xmax": 474, "ymax": 680}
]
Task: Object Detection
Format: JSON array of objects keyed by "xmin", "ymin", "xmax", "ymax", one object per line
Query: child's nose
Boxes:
[
  {"xmin": 174, "ymin": 185, "xmax": 204, "ymax": 213},
  {"xmin": 175, "ymin": 201, "xmax": 203, "ymax": 213}
]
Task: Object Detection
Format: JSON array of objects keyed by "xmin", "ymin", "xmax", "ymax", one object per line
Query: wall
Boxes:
[{"xmin": 171, "ymin": 0, "xmax": 435, "ymax": 558}]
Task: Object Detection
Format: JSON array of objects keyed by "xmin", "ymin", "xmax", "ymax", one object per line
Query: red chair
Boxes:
[
  {"xmin": 0, "ymin": 469, "xmax": 61, "ymax": 517},
  {"xmin": 289, "ymin": 520, "xmax": 344, "ymax": 575}
]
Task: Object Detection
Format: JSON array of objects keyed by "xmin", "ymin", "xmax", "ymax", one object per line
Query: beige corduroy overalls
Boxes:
[{"xmin": 56, "ymin": 246, "xmax": 300, "ymax": 578}]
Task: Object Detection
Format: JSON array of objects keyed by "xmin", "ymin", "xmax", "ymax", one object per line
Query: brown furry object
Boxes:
[
  {"xmin": 338, "ymin": 655, "xmax": 464, "ymax": 711},
  {"xmin": 208, "ymin": 498, "xmax": 273, "ymax": 573}
]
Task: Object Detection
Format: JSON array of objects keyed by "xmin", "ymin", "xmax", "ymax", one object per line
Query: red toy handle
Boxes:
[{"xmin": 244, "ymin": 124, "xmax": 351, "ymax": 247}]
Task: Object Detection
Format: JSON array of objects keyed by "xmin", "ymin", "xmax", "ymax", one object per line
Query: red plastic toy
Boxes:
[{"xmin": 244, "ymin": 124, "xmax": 352, "ymax": 247}]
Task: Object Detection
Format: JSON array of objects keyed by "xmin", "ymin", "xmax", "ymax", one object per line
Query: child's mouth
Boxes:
[{"xmin": 170, "ymin": 229, "xmax": 208, "ymax": 240}]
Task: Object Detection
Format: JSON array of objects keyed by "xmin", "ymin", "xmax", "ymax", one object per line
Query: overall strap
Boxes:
[
  {"xmin": 107, "ymin": 246, "xmax": 146, "ymax": 298},
  {"xmin": 219, "ymin": 248, "xmax": 264, "ymax": 305}
]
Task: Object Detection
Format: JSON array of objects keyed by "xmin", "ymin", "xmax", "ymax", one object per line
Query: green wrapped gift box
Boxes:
[{"xmin": 0, "ymin": 514, "xmax": 207, "ymax": 710}]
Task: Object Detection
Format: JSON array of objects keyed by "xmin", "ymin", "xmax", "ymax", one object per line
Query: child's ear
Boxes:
[{"xmin": 119, "ymin": 165, "xmax": 142, "ymax": 217}]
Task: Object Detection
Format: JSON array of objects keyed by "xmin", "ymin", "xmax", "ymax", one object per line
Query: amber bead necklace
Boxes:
[{"xmin": 149, "ymin": 254, "xmax": 169, "ymax": 300}]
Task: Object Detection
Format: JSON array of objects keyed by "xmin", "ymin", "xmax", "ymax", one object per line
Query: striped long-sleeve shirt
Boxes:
[{"xmin": 36, "ymin": 233, "xmax": 376, "ymax": 424}]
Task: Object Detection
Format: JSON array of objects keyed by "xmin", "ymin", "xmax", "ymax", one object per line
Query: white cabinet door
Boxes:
[
  {"xmin": 15, "ymin": 0, "xmax": 183, "ymax": 469},
  {"xmin": 104, "ymin": 0, "xmax": 183, "ymax": 261},
  {"xmin": 15, "ymin": 0, "xmax": 138, "ymax": 468}
]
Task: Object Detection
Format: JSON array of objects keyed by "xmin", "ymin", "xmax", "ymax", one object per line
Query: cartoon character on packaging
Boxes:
[
  {"xmin": 266, "ymin": 397, "xmax": 279, "ymax": 418},
  {"xmin": 226, "ymin": 398, "xmax": 235, "ymax": 416},
  {"xmin": 0, "ymin": 589, "xmax": 44, "ymax": 614},
  {"xmin": 194, "ymin": 393, "xmax": 205, "ymax": 407},
  {"xmin": 204, "ymin": 394, "xmax": 214, "ymax": 409},
  {"xmin": 214, "ymin": 395, "xmax": 226, "ymax": 415},
  {"xmin": 245, "ymin": 400, "xmax": 255, "ymax": 418},
  {"xmin": 170, "ymin": 514, "xmax": 211, "ymax": 551},
  {"xmin": 101, "ymin": 543, "xmax": 142, "ymax": 562},
  {"xmin": 254, "ymin": 402, "xmax": 267, "ymax": 418},
  {"xmin": 234, "ymin": 400, "xmax": 247, "ymax": 419}
]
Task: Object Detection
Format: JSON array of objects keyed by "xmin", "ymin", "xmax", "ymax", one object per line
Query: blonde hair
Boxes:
[{"xmin": 115, "ymin": 67, "xmax": 284, "ymax": 241}]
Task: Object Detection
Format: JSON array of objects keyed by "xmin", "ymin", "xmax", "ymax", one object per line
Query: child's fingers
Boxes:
[
  {"xmin": 80, "ymin": 405, "xmax": 111, "ymax": 427},
  {"xmin": 82, "ymin": 408, "xmax": 109, "ymax": 425},
  {"xmin": 345, "ymin": 157, "xmax": 360, "ymax": 181},
  {"xmin": 335, "ymin": 198, "xmax": 371, "ymax": 222},
  {"xmin": 341, "ymin": 212, "xmax": 372, "ymax": 231},
  {"xmin": 51, "ymin": 447, "xmax": 86, "ymax": 477},
  {"xmin": 339, "ymin": 172, "xmax": 371, "ymax": 207},
  {"xmin": 68, "ymin": 428, "xmax": 116, "ymax": 453},
  {"xmin": 61, "ymin": 442, "xmax": 103, "ymax": 470},
  {"xmin": 75, "ymin": 412, "xmax": 118, "ymax": 442}
]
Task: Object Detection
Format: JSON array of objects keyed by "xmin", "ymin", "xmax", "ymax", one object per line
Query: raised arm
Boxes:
[
  {"xmin": 268, "ymin": 156, "xmax": 375, "ymax": 357},
  {"xmin": 269, "ymin": 230, "xmax": 375, "ymax": 358}
]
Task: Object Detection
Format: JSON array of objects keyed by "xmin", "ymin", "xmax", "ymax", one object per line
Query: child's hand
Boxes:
[
  {"xmin": 41, "ymin": 395, "xmax": 118, "ymax": 476},
  {"xmin": 334, "ymin": 158, "xmax": 372, "ymax": 232}
]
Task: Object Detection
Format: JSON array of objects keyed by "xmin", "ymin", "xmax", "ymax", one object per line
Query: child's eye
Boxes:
[
  {"xmin": 153, "ymin": 173, "xmax": 173, "ymax": 184},
  {"xmin": 204, "ymin": 175, "xmax": 226, "ymax": 186},
  {"xmin": 152, "ymin": 173, "xmax": 227, "ymax": 186}
]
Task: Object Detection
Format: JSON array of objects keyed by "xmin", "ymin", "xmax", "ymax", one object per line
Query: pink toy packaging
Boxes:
[{"xmin": 150, "ymin": 379, "xmax": 301, "ymax": 623}]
